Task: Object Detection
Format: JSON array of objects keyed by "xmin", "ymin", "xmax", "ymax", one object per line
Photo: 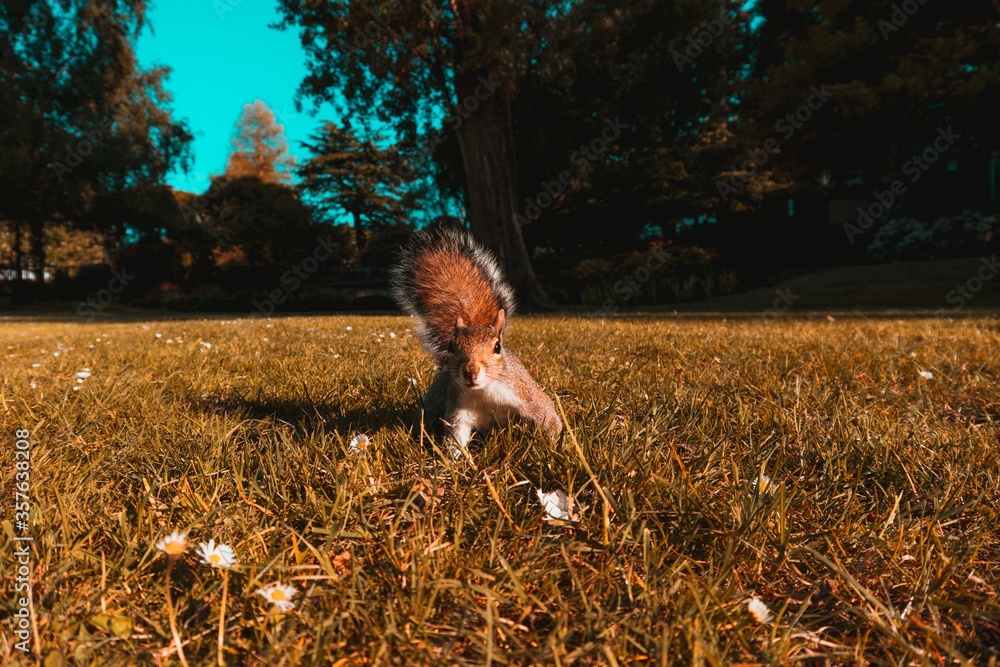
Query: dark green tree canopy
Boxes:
[
  {"xmin": 276, "ymin": 0, "xmax": 580, "ymax": 306},
  {"xmin": 298, "ymin": 121, "xmax": 411, "ymax": 251},
  {"xmin": 0, "ymin": 0, "xmax": 192, "ymax": 280},
  {"xmin": 205, "ymin": 176, "xmax": 321, "ymax": 271},
  {"xmin": 743, "ymin": 0, "xmax": 1000, "ymax": 187}
]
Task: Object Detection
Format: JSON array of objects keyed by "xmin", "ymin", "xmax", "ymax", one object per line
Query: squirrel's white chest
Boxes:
[
  {"xmin": 459, "ymin": 380, "xmax": 522, "ymax": 419},
  {"xmin": 451, "ymin": 380, "xmax": 523, "ymax": 445}
]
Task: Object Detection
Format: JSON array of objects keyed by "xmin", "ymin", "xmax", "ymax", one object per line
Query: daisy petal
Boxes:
[{"xmin": 748, "ymin": 597, "xmax": 773, "ymax": 624}]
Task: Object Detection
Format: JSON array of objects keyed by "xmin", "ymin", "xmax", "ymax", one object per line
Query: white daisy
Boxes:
[
  {"xmin": 200, "ymin": 341, "xmax": 212, "ymax": 349},
  {"xmin": 155, "ymin": 530, "xmax": 188, "ymax": 557},
  {"xmin": 918, "ymin": 371, "xmax": 934, "ymax": 380},
  {"xmin": 346, "ymin": 326, "xmax": 353, "ymax": 331},
  {"xmin": 408, "ymin": 377, "xmax": 418, "ymax": 386},
  {"xmin": 155, "ymin": 333, "xmax": 162, "ymax": 338},
  {"xmin": 537, "ymin": 489, "xmax": 578, "ymax": 522},
  {"xmin": 748, "ymin": 597, "xmax": 773, "ymax": 624},
  {"xmin": 76, "ymin": 368, "xmax": 91, "ymax": 382},
  {"xmin": 755, "ymin": 474, "xmax": 773, "ymax": 494},
  {"xmin": 349, "ymin": 434, "xmax": 371, "ymax": 454},
  {"xmin": 197, "ymin": 540, "xmax": 237, "ymax": 569},
  {"xmin": 255, "ymin": 582, "xmax": 298, "ymax": 612}
]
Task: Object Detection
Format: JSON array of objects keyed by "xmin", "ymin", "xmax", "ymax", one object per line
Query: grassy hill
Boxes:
[{"xmin": 686, "ymin": 258, "xmax": 1000, "ymax": 311}]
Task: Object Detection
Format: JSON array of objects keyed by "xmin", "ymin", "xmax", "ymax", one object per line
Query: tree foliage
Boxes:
[
  {"xmin": 743, "ymin": 0, "xmax": 1000, "ymax": 187},
  {"xmin": 276, "ymin": 0, "xmax": 576, "ymax": 306},
  {"xmin": 225, "ymin": 100, "xmax": 297, "ymax": 185},
  {"xmin": 298, "ymin": 122, "xmax": 411, "ymax": 251},
  {"xmin": 0, "ymin": 0, "xmax": 191, "ymax": 281},
  {"xmin": 501, "ymin": 0, "xmax": 753, "ymax": 254},
  {"xmin": 204, "ymin": 176, "xmax": 320, "ymax": 271},
  {"xmin": 3, "ymin": 1, "xmax": 998, "ymax": 304}
]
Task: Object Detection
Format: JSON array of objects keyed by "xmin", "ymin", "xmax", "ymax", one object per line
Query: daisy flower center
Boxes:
[
  {"xmin": 165, "ymin": 542, "xmax": 185, "ymax": 555},
  {"xmin": 271, "ymin": 590, "xmax": 286, "ymax": 601},
  {"xmin": 210, "ymin": 554, "xmax": 221, "ymax": 564}
]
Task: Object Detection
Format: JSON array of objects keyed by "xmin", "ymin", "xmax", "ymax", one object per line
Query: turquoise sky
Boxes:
[{"xmin": 136, "ymin": 0, "xmax": 337, "ymax": 194}]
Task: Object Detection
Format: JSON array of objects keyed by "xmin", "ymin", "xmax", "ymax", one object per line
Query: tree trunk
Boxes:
[
  {"xmin": 351, "ymin": 210, "xmax": 366, "ymax": 252},
  {"xmin": 30, "ymin": 219, "xmax": 45, "ymax": 285},
  {"xmin": 13, "ymin": 220, "xmax": 23, "ymax": 281},
  {"xmin": 453, "ymin": 89, "xmax": 555, "ymax": 310}
]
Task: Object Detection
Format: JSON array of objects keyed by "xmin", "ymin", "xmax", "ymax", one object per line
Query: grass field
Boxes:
[{"xmin": 2, "ymin": 311, "xmax": 999, "ymax": 665}]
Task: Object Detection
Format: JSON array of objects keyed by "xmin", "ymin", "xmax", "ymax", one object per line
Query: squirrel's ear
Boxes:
[
  {"xmin": 493, "ymin": 309, "xmax": 506, "ymax": 341},
  {"xmin": 456, "ymin": 316, "xmax": 464, "ymax": 329}
]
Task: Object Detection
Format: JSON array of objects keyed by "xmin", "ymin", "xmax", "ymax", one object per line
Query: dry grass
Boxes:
[{"xmin": 1, "ymin": 311, "xmax": 999, "ymax": 665}]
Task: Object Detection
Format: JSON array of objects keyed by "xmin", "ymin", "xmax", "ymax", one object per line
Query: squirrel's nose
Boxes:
[{"xmin": 463, "ymin": 364, "xmax": 480, "ymax": 384}]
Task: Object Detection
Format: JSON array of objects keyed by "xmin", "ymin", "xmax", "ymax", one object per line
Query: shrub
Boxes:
[
  {"xmin": 866, "ymin": 211, "xmax": 998, "ymax": 262},
  {"xmin": 573, "ymin": 245, "xmax": 724, "ymax": 306}
]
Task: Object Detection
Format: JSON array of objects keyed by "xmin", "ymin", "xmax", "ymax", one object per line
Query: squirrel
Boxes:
[{"xmin": 391, "ymin": 229, "xmax": 562, "ymax": 450}]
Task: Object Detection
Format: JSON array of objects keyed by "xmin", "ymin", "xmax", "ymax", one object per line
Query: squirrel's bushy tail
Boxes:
[{"xmin": 391, "ymin": 229, "xmax": 516, "ymax": 359}]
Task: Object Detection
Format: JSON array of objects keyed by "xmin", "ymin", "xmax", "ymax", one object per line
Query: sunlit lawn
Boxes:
[{"xmin": 1, "ymin": 311, "xmax": 999, "ymax": 665}]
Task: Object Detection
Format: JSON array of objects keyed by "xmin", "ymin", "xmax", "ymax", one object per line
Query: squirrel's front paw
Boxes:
[{"xmin": 446, "ymin": 441, "xmax": 475, "ymax": 465}]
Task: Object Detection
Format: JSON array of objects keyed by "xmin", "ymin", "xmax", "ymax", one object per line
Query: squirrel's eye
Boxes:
[
  {"xmin": 447, "ymin": 341, "xmax": 454, "ymax": 353},
  {"xmin": 493, "ymin": 341, "xmax": 501, "ymax": 354}
]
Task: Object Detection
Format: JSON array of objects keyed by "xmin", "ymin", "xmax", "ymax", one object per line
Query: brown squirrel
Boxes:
[{"xmin": 391, "ymin": 229, "xmax": 562, "ymax": 450}]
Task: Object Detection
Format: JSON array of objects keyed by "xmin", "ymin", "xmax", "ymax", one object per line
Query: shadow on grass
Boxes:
[{"xmin": 191, "ymin": 388, "xmax": 422, "ymax": 437}]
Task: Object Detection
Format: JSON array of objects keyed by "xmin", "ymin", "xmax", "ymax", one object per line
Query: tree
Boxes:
[
  {"xmin": 495, "ymin": 0, "xmax": 752, "ymax": 254},
  {"xmin": 0, "ymin": 1, "xmax": 192, "ymax": 284},
  {"xmin": 743, "ymin": 0, "xmax": 1000, "ymax": 190},
  {"xmin": 204, "ymin": 176, "xmax": 320, "ymax": 271},
  {"xmin": 298, "ymin": 121, "xmax": 411, "ymax": 251},
  {"xmin": 225, "ymin": 100, "xmax": 297, "ymax": 185},
  {"xmin": 276, "ymin": 0, "xmax": 571, "ymax": 307}
]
